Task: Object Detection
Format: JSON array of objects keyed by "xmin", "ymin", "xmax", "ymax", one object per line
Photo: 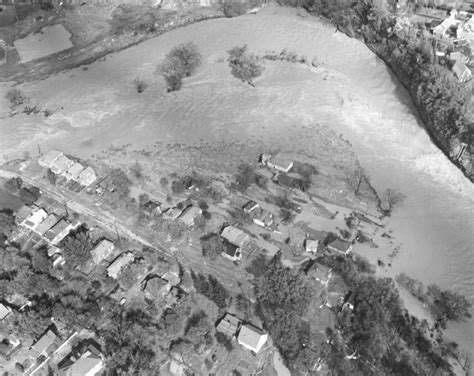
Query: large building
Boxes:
[{"xmin": 237, "ymin": 324, "xmax": 268, "ymax": 353}]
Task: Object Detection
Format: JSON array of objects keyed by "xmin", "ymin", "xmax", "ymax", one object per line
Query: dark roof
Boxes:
[
  {"xmin": 44, "ymin": 219, "xmax": 70, "ymax": 241},
  {"xmin": 328, "ymin": 239, "xmax": 352, "ymax": 252},
  {"xmin": 35, "ymin": 213, "xmax": 60, "ymax": 235},
  {"xmin": 223, "ymin": 241, "xmax": 239, "ymax": 257}
]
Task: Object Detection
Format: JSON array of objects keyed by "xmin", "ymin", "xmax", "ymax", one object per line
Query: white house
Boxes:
[
  {"xmin": 327, "ymin": 239, "xmax": 353, "ymax": 256},
  {"xmin": 65, "ymin": 162, "xmax": 84, "ymax": 181},
  {"xmin": 221, "ymin": 226, "xmax": 249, "ymax": 248},
  {"xmin": 38, "ymin": 150, "xmax": 63, "ymax": 169},
  {"xmin": 50, "ymin": 154, "xmax": 74, "ymax": 175},
  {"xmin": 90, "ymin": 239, "xmax": 115, "ymax": 265},
  {"xmin": 22, "ymin": 208, "xmax": 48, "ymax": 230},
  {"xmin": 107, "ymin": 252, "xmax": 134, "ymax": 279},
  {"xmin": 261, "ymin": 153, "xmax": 294, "ymax": 173},
  {"xmin": 78, "ymin": 167, "xmax": 97, "ymax": 187},
  {"xmin": 237, "ymin": 324, "xmax": 268, "ymax": 353}
]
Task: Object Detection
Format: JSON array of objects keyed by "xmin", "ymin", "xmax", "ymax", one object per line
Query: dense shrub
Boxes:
[
  {"xmin": 5, "ymin": 88, "xmax": 27, "ymax": 107},
  {"xmin": 159, "ymin": 42, "xmax": 202, "ymax": 92},
  {"xmin": 19, "ymin": 186, "xmax": 40, "ymax": 205},
  {"xmin": 220, "ymin": 0, "xmax": 245, "ymax": 17},
  {"xmin": 227, "ymin": 45, "xmax": 264, "ymax": 86},
  {"xmin": 4, "ymin": 177, "xmax": 22, "ymax": 193}
]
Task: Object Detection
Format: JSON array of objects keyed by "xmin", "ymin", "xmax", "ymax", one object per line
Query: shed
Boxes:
[
  {"xmin": 178, "ymin": 206, "xmax": 202, "ymax": 226},
  {"xmin": 327, "ymin": 239, "xmax": 353, "ymax": 256},
  {"xmin": 266, "ymin": 154, "xmax": 294, "ymax": 173},
  {"xmin": 242, "ymin": 200, "xmax": 259, "ymax": 214}
]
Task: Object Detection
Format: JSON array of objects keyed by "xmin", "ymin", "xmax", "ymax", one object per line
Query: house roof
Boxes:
[
  {"xmin": 221, "ymin": 226, "xmax": 249, "ymax": 247},
  {"xmin": 44, "ymin": 219, "xmax": 71, "ymax": 241},
  {"xmin": 107, "ymin": 252, "xmax": 134, "ymax": 279},
  {"xmin": 78, "ymin": 167, "xmax": 97, "ymax": 186},
  {"xmin": 269, "ymin": 154, "xmax": 293, "ymax": 171},
  {"xmin": 223, "ymin": 241, "xmax": 240, "ymax": 257},
  {"xmin": 0, "ymin": 303, "xmax": 12, "ymax": 320},
  {"xmin": 243, "ymin": 200, "xmax": 259, "ymax": 213},
  {"xmin": 39, "ymin": 150, "xmax": 63, "ymax": 168},
  {"xmin": 453, "ymin": 61, "xmax": 472, "ymax": 78},
  {"xmin": 91, "ymin": 239, "xmax": 114, "ymax": 264},
  {"xmin": 144, "ymin": 276, "xmax": 169, "ymax": 298},
  {"xmin": 178, "ymin": 206, "xmax": 202, "ymax": 226},
  {"xmin": 71, "ymin": 357, "xmax": 103, "ymax": 376},
  {"xmin": 238, "ymin": 324, "xmax": 267, "ymax": 352},
  {"xmin": 66, "ymin": 162, "xmax": 85, "ymax": 179},
  {"xmin": 164, "ymin": 207, "xmax": 184, "ymax": 220},
  {"xmin": 23, "ymin": 208, "xmax": 48, "ymax": 228},
  {"xmin": 52, "ymin": 154, "xmax": 74, "ymax": 172},
  {"xmin": 304, "ymin": 260, "xmax": 331, "ymax": 278},
  {"xmin": 328, "ymin": 239, "xmax": 352, "ymax": 252},
  {"xmin": 216, "ymin": 314, "xmax": 241, "ymax": 337},
  {"xmin": 35, "ymin": 213, "xmax": 60, "ymax": 235},
  {"xmin": 30, "ymin": 330, "xmax": 57, "ymax": 358},
  {"xmin": 305, "ymin": 239, "xmax": 319, "ymax": 251},
  {"xmin": 47, "ymin": 245, "xmax": 61, "ymax": 257},
  {"xmin": 15, "ymin": 205, "xmax": 33, "ymax": 223}
]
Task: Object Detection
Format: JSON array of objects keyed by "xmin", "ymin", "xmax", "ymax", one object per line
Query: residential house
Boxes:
[
  {"xmin": 305, "ymin": 230, "xmax": 328, "ymax": 253},
  {"xmin": 143, "ymin": 276, "xmax": 170, "ymax": 299},
  {"xmin": 222, "ymin": 241, "xmax": 242, "ymax": 262},
  {"xmin": 242, "ymin": 200, "xmax": 259, "ymax": 214},
  {"xmin": 0, "ymin": 303, "xmax": 12, "ymax": 321},
  {"xmin": 22, "ymin": 207, "xmax": 47, "ymax": 230},
  {"xmin": 303, "ymin": 260, "xmax": 332, "ymax": 285},
  {"xmin": 276, "ymin": 172, "xmax": 306, "ymax": 190},
  {"xmin": 237, "ymin": 324, "xmax": 268, "ymax": 353},
  {"xmin": 65, "ymin": 162, "xmax": 84, "ymax": 181},
  {"xmin": 29, "ymin": 329, "xmax": 57, "ymax": 359},
  {"xmin": 44, "ymin": 219, "xmax": 75, "ymax": 244},
  {"xmin": 47, "ymin": 245, "xmax": 61, "ymax": 257},
  {"xmin": 90, "ymin": 239, "xmax": 114, "ymax": 265},
  {"xmin": 261, "ymin": 153, "xmax": 294, "ymax": 173},
  {"xmin": 250, "ymin": 207, "xmax": 274, "ymax": 228},
  {"xmin": 34, "ymin": 213, "xmax": 60, "ymax": 235},
  {"xmin": 220, "ymin": 226, "xmax": 249, "ymax": 248},
  {"xmin": 58, "ymin": 341, "xmax": 104, "ymax": 376},
  {"xmin": 78, "ymin": 167, "xmax": 97, "ymax": 187},
  {"xmin": 305, "ymin": 239, "xmax": 320, "ymax": 253},
  {"xmin": 107, "ymin": 252, "xmax": 134, "ymax": 279},
  {"xmin": 327, "ymin": 239, "xmax": 353, "ymax": 256},
  {"xmin": 51, "ymin": 154, "xmax": 74, "ymax": 175},
  {"xmin": 178, "ymin": 206, "xmax": 202, "ymax": 226},
  {"xmin": 452, "ymin": 60, "xmax": 472, "ymax": 82},
  {"xmin": 432, "ymin": 16, "xmax": 458, "ymax": 38},
  {"xmin": 38, "ymin": 150, "xmax": 63, "ymax": 169},
  {"xmin": 216, "ymin": 313, "xmax": 241, "ymax": 337}
]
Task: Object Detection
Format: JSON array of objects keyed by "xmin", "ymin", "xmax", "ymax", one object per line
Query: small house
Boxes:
[
  {"xmin": 303, "ymin": 260, "xmax": 332, "ymax": 285},
  {"xmin": 220, "ymin": 226, "xmax": 249, "ymax": 248},
  {"xmin": 0, "ymin": 303, "xmax": 12, "ymax": 321},
  {"xmin": 51, "ymin": 154, "xmax": 74, "ymax": 175},
  {"xmin": 251, "ymin": 207, "xmax": 274, "ymax": 228},
  {"xmin": 262, "ymin": 153, "xmax": 294, "ymax": 173},
  {"xmin": 44, "ymin": 219, "xmax": 74, "ymax": 244},
  {"xmin": 432, "ymin": 17, "xmax": 458, "ymax": 37},
  {"xmin": 452, "ymin": 61, "xmax": 472, "ymax": 82},
  {"xmin": 58, "ymin": 341, "xmax": 104, "ymax": 376},
  {"xmin": 78, "ymin": 167, "xmax": 97, "ymax": 187},
  {"xmin": 47, "ymin": 245, "xmax": 61, "ymax": 257},
  {"xmin": 38, "ymin": 150, "xmax": 63, "ymax": 169},
  {"xmin": 107, "ymin": 252, "xmax": 134, "ymax": 279},
  {"xmin": 276, "ymin": 172, "xmax": 306, "ymax": 190},
  {"xmin": 65, "ymin": 162, "xmax": 84, "ymax": 181},
  {"xmin": 22, "ymin": 207, "xmax": 48, "ymax": 230},
  {"xmin": 35, "ymin": 213, "xmax": 60, "ymax": 235},
  {"xmin": 327, "ymin": 239, "xmax": 353, "ymax": 256},
  {"xmin": 90, "ymin": 239, "xmax": 114, "ymax": 265},
  {"xmin": 305, "ymin": 239, "xmax": 320, "ymax": 253},
  {"xmin": 222, "ymin": 241, "xmax": 242, "ymax": 262},
  {"xmin": 29, "ymin": 329, "xmax": 57, "ymax": 359},
  {"xmin": 242, "ymin": 200, "xmax": 259, "ymax": 214},
  {"xmin": 144, "ymin": 276, "xmax": 170, "ymax": 299},
  {"xmin": 178, "ymin": 206, "xmax": 202, "ymax": 226},
  {"xmin": 216, "ymin": 313, "xmax": 241, "ymax": 337},
  {"xmin": 237, "ymin": 324, "xmax": 268, "ymax": 353}
]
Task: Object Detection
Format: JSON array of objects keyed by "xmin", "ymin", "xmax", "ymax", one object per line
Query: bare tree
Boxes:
[{"xmin": 381, "ymin": 188, "xmax": 405, "ymax": 216}]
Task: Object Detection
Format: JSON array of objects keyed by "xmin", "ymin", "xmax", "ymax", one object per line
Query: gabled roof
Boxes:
[
  {"xmin": 66, "ymin": 162, "xmax": 85, "ymax": 180},
  {"xmin": 223, "ymin": 241, "xmax": 240, "ymax": 257},
  {"xmin": 216, "ymin": 313, "xmax": 241, "ymax": 337},
  {"xmin": 268, "ymin": 154, "xmax": 294, "ymax": 172},
  {"xmin": 178, "ymin": 206, "xmax": 202, "ymax": 226},
  {"xmin": 30, "ymin": 330, "xmax": 57, "ymax": 358},
  {"xmin": 0, "ymin": 303, "xmax": 12, "ymax": 320},
  {"xmin": 44, "ymin": 219, "xmax": 71, "ymax": 241},
  {"xmin": 35, "ymin": 213, "xmax": 60, "ymax": 235},
  {"xmin": 237, "ymin": 324, "xmax": 268, "ymax": 353},
  {"xmin": 38, "ymin": 150, "xmax": 63, "ymax": 168},
  {"xmin": 23, "ymin": 208, "xmax": 48, "ymax": 229},
  {"xmin": 90, "ymin": 239, "xmax": 114, "ymax": 264},
  {"xmin": 328, "ymin": 239, "xmax": 352, "ymax": 253},
  {"xmin": 51, "ymin": 154, "xmax": 74, "ymax": 173},
  {"xmin": 221, "ymin": 226, "xmax": 249, "ymax": 247},
  {"xmin": 107, "ymin": 252, "xmax": 134, "ymax": 279},
  {"xmin": 243, "ymin": 200, "xmax": 259, "ymax": 213},
  {"xmin": 71, "ymin": 356, "xmax": 103, "ymax": 376},
  {"xmin": 78, "ymin": 167, "xmax": 97, "ymax": 186}
]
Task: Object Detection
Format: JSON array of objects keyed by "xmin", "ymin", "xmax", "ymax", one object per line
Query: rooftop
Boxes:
[
  {"xmin": 91, "ymin": 239, "xmax": 114, "ymax": 264},
  {"xmin": 30, "ymin": 330, "xmax": 57, "ymax": 358},
  {"xmin": 328, "ymin": 239, "xmax": 352, "ymax": 252},
  {"xmin": 38, "ymin": 150, "xmax": 63, "ymax": 168},
  {"xmin": 221, "ymin": 226, "xmax": 249, "ymax": 247},
  {"xmin": 66, "ymin": 162, "xmax": 85, "ymax": 180},
  {"xmin": 0, "ymin": 303, "xmax": 12, "ymax": 320},
  {"xmin": 178, "ymin": 206, "xmax": 202, "ymax": 226},
  {"xmin": 216, "ymin": 313, "xmax": 241, "ymax": 337},
  {"xmin": 44, "ymin": 218, "xmax": 71, "ymax": 241},
  {"xmin": 35, "ymin": 213, "xmax": 60, "ymax": 235},
  {"xmin": 238, "ymin": 324, "xmax": 268, "ymax": 353},
  {"xmin": 107, "ymin": 252, "xmax": 134, "ymax": 279}
]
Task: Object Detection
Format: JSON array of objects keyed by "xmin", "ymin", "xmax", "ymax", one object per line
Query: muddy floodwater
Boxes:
[{"xmin": 13, "ymin": 24, "xmax": 73, "ymax": 63}]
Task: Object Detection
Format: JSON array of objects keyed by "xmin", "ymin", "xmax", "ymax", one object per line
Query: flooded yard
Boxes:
[{"xmin": 13, "ymin": 24, "xmax": 73, "ymax": 63}]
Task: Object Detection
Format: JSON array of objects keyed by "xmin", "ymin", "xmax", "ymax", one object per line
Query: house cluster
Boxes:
[
  {"xmin": 216, "ymin": 313, "xmax": 269, "ymax": 354},
  {"xmin": 429, "ymin": 9, "xmax": 474, "ymax": 82},
  {"xmin": 39, "ymin": 150, "xmax": 97, "ymax": 187},
  {"xmin": 28, "ymin": 328, "xmax": 104, "ymax": 376},
  {"xmin": 16, "ymin": 204, "xmax": 80, "ymax": 268},
  {"xmin": 162, "ymin": 199, "xmax": 203, "ymax": 227},
  {"xmin": 303, "ymin": 228, "xmax": 353, "ymax": 257}
]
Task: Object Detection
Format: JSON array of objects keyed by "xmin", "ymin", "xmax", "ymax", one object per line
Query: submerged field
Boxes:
[{"xmin": 1, "ymin": 3, "xmax": 473, "ymax": 359}]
